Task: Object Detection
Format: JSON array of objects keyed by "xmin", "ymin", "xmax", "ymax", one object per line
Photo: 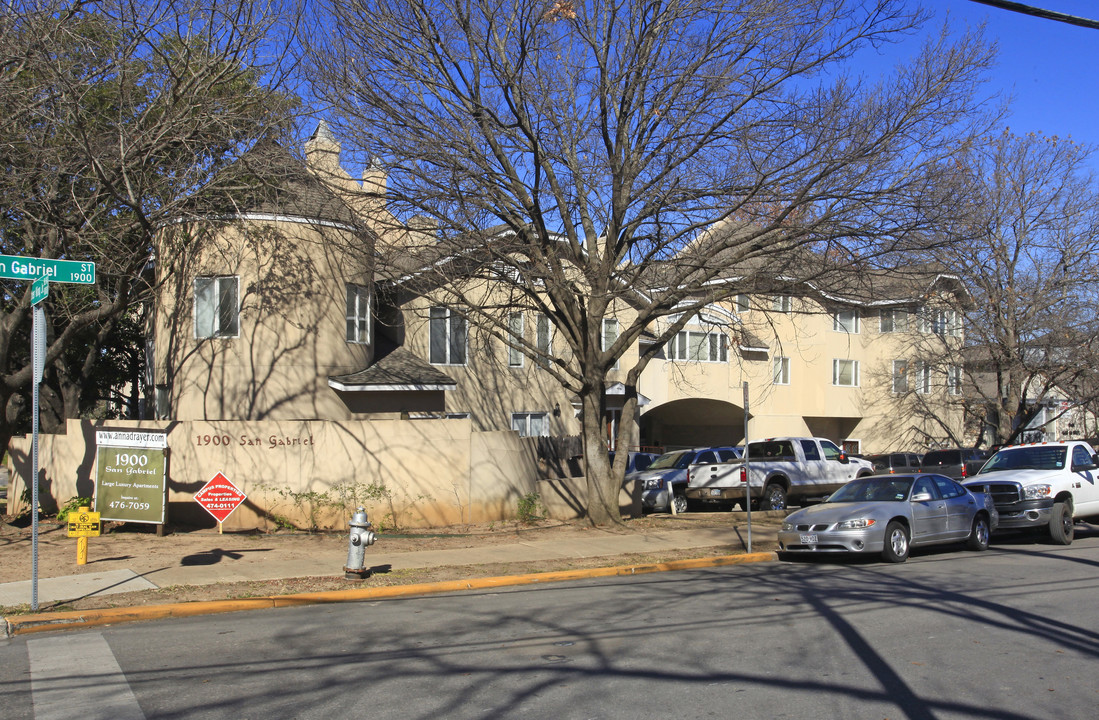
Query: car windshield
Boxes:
[
  {"xmin": 827, "ymin": 477, "xmax": 914, "ymax": 503},
  {"xmin": 979, "ymin": 446, "xmax": 1067, "ymax": 473},
  {"xmin": 647, "ymin": 451, "xmax": 693, "ymax": 470}
]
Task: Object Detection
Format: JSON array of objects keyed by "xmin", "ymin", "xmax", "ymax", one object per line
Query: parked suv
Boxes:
[
  {"xmin": 866, "ymin": 452, "xmax": 922, "ymax": 475},
  {"xmin": 919, "ymin": 448, "xmax": 989, "ymax": 480},
  {"xmin": 633, "ymin": 447, "xmax": 742, "ymax": 514}
]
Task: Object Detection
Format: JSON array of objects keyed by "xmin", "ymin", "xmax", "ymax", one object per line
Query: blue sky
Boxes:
[{"xmin": 915, "ymin": 1, "xmax": 1099, "ymax": 146}]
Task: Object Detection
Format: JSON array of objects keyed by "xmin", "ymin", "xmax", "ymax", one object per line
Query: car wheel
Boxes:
[
  {"xmin": 1048, "ymin": 501, "xmax": 1074, "ymax": 545},
  {"xmin": 882, "ymin": 521, "xmax": 910, "ymax": 563},
  {"xmin": 761, "ymin": 483, "xmax": 787, "ymax": 511},
  {"xmin": 966, "ymin": 514, "xmax": 990, "ymax": 551},
  {"xmin": 671, "ymin": 493, "xmax": 688, "ymax": 514}
]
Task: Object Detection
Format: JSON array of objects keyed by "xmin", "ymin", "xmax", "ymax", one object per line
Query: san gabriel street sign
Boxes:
[
  {"xmin": 194, "ymin": 473, "xmax": 247, "ymax": 524},
  {"xmin": 0, "ymin": 254, "xmax": 95, "ymax": 284}
]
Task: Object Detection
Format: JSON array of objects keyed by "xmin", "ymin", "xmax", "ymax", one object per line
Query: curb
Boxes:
[{"xmin": 4, "ymin": 551, "xmax": 776, "ymax": 637}]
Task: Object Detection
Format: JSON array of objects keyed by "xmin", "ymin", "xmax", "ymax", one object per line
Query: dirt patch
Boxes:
[{"xmin": 1, "ymin": 512, "xmax": 782, "ymax": 615}]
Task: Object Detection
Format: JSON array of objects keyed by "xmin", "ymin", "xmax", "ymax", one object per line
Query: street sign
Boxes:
[
  {"xmin": 194, "ymin": 472, "xmax": 247, "ymax": 524},
  {"xmin": 31, "ymin": 277, "xmax": 48, "ymax": 305},
  {"xmin": 0, "ymin": 254, "xmax": 95, "ymax": 284},
  {"xmin": 67, "ymin": 509, "xmax": 101, "ymax": 538}
]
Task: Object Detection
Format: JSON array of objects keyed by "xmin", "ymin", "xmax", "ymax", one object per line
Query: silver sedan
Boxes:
[{"xmin": 777, "ymin": 474, "xmax": 997, "ymax": 563}]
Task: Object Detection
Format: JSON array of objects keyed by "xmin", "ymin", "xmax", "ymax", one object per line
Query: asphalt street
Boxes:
[{"xmin": 3, "ymin": 528, "xmax": 1099, "ymax": 719}]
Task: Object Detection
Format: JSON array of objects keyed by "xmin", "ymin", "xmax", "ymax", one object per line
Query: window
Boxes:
[
  {"xmin": 429, "ymin": 307, "xmax": 467, "ymax": 365},
  {"xmin": 669, "ymin": 331, "xmax": 728, "ymax": 362},
  {"xmin": 602, "ymin": 318, "xmax": 619, "ymax": 369},
  {"xmin": 947, "ymin": 365, "xmax": 962, "ymax": 395},
  {"xmin": 536, "ymin": 313, "xmax": 553, "ymax": 368},
  {"xmin": 800, "ymin": 440, "xmax": 820, "ymax": 460},
  {"xmin": 833, "ymin": 309, "xmax": 860, "ymax": 333},
  {"xmin": 194, "ymin": 276, "xmax": 239, "ymax": 338},
  {"xmin": 346, "ymin": 284, "xmax": 370, "ymax": 344},
  {"xmin": 920, "ymin": 307, "xmax": 961, "ymax": 337},
  {"xmin": 820, "ymin": 439, "xmax": 844, "ymax": 461},
  {"xmin": 916, "ymin": 361, "xmax": 931, "ymax": 394},
  {"xmin": 773, "ymin": 356, "xmax": 790, "ymax": 385},
  {"xmin": 772, "ymin": 295, "xmax": 792, "ymax": 313},
  {"xmin": 735, "ymin": 294, "xmax": 750, "ymax": 313},
  {"xmin": 892, "ymin": 360, "xmax": 908, "ymax": 394},
  {"xmin": 508, "ymin": 312, "xmax": 524, "ymax": 367},
  {"xmin": 511, "ymin": 412, "xmax": 549, "ymax": 437},
  {"xmin": 880, "ymin": 308, "xmax": 908, "ymax": 333},
  {"xmin": 832, "ymin": 359, "xmax": 859, "ymax": 386}
]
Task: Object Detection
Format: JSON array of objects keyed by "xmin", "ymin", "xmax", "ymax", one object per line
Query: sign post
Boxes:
[
  {"xmin": 743, "ymin": 381, "xmax": 752, "ymax": 554},
  {"xmin": 194, "ymin": 473, "xmax": 247, "ymax": 533},
  {"xmin": 5, "ymin": 256, "xmax": 96, "ymax": 611},
  {"xmin": 66, "ymin": 507, "xmax": 101, "ymax": 565}
]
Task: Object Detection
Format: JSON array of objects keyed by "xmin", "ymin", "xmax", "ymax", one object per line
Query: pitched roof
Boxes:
[{"xmin": 328, "ymin": 347, "xmax": 457, "ymax": 392}]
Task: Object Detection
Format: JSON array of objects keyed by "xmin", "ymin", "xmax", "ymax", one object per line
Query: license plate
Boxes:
[
  {"xmin": 709, "ymin": 489, "xmax": 722, "ymax": 496},
  {"xmin": 800, "ymin": 534, "xmax": 818, "ymax": 545}
]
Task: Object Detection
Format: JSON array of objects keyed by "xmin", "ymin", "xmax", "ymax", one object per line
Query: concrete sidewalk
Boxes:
[{"xmin": 0, "ymin": 524, "xmax": 777, "ymax": 608}]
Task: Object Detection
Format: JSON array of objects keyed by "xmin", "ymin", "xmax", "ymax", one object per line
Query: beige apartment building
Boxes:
[{"xmin": 151, "ymin": 125, "xmax": 968, "ymax": 456}]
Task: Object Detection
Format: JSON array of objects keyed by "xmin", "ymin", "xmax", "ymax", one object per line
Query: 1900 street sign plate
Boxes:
[{"xmin": 194, "ymin": 473, "xmax": 247, "ymax": 524}]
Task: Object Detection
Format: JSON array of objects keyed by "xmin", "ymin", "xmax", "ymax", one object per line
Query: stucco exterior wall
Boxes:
[{"xmin": 7, "ymin": 418, "xmax": 541, "ymax": 530}]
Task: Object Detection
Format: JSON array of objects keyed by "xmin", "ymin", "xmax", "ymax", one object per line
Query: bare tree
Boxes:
[
  {"xmin": 925, "ymin": 130, "xmax": 1099, "ymax": 445},
  {"xmin": 0, "ymin": 0, "xmax": 298, "ymax": 454},
  {"xmin": 304, "ymin": 0, "xmax": 994, "ymax": 524}
]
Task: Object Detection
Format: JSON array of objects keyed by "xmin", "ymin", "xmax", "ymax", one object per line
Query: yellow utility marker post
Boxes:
[{"xmin": 66, "ymin": 506, "xmax": 101, "ymax": 565}]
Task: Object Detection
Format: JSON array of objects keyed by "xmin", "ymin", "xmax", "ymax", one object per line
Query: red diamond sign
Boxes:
[{"xmin": 194, "ymin": 472, "xmax": 247, "ymax": 524}]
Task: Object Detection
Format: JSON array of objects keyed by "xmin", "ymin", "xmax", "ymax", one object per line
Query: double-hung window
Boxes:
[
  {"xmin": 833, "ymin": 309, "xmax": 860, "ymax": 334},
  {"xmin": 512, "ymin": 412, "xmax": 549, "ymax": 437},
  {"xmin": 772, "ymin": 295, "xmax": 792, "ymax": 313},
  {"xmin": 916, "ymin": 361, "xmax": 932, "ymax": 394},
  {"xmin": 602, "ymin": 318, "xmax": 619, "ymax": 369},
  {"xmin": 947, "ymin": 365, "xmax": 963, "ymax": 395},
  {"xmin": 508, "ymin": 312, "xmax": 524, "ymax": 367},
  {"xmin": 832, "ymin": 359, "xmax": 859, "ymax": 387},
  {"xmin": 880, "ymin": 308, "xmax": 908, "ymax": 333},
  {"xmin": 194, "ymin": 276, "xmax": 239, "ymax": 338},
  {"xmin": 429, "ymin": 307, "xmax": 467, "ymax": 365},
  {"xmin": 535, "ymin": 313, "xmax": 553, "ymax": 368},
  {"xmin": 773, "ymin": 356, "xmax": 790, "ymax": 385},
  {"xmin": 892, "ymin": 359, "xmax": 908, "ymax": 394},
  {"xmin": 346, "ymin": 284, "xmax": 370, "ymax": 344},
  {"xmin": 669, "ymin": 331, "xmax": 728, "ymax": 363}
]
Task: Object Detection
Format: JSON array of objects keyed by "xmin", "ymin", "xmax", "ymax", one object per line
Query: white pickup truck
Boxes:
[
  {"xmin": 963, "ymin": 440, "xmax": 1099, "ymax": 544},
  {"xmin": 685, "ymin": 437, "xmax": 874, "ymax": 511}
]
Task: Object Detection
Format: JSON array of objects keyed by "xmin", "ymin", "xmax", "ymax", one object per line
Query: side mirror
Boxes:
[
  {"xmin": 911, "ymin": 492, "xmax": 933, "ymax": 502},
  {"xmin": 838, "ymin": 453, "xmax": 850, "ymax": 464},
  {"xmin": 1073, "ymin": 462, "xmax": 1098, "ymax": 473}
]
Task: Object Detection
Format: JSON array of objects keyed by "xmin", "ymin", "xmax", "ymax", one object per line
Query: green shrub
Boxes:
[{"xmin": 517, "ymin": 492, "xmax": 544, "ymax": 524}]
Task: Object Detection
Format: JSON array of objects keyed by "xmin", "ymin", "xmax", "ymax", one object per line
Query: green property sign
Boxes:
[
  {"xmin": 0, "ymin": 254, "xmax": 95, "ymax": 284},
  {"xmin": 94, "ymin": 429, "xmax": 168, "ymax": 524}
]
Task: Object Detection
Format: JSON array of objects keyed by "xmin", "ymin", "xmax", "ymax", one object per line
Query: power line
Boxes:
[{"xmin": 968, "ymin": 0, "xmax": 1099, "ymax": 29}]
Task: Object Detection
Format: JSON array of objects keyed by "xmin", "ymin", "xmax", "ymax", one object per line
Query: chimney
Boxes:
[{"xmin": 304, "ymin": 120, "xmax": 341, "ymax": 175}]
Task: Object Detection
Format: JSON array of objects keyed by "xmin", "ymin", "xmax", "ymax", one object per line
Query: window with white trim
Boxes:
[
  {"xmin": 773, "ymin": 356, "xmax": 790, "ymax": 385},
  {"xmin": 832, "ymin": 359, "xmax": 859, "ymax": 387},
  {"xmin": 346, "ymin": 284, "xmax": 370, "ymax": 344},
  {"xmin": 735, "ymin": 294, "xmax": 750, "ymax": 313},
  {"xmin": 602, "ymin": 318, "xmax": 619, "ymax": 369},
  {"xmin": 668, "ymin": 331, "xmax": 728, "ymax": 363},
  {"xmin": 429, "ymin": 307, "xmax": 467, "ymax": 365},
  {"xmin": 508, "ymin": 311, "xmax": 524, "ymax": 367},
  {"xmin": 535, "ymin": 313, "xmax": 553, "ymax": 368},
  {"xmin": 920, "ymin": 307, "xmax": 961, "ymax": 337},
  {"xmin": 511, "ymin": 412, "xmax": 549, "ymax": 437},
  {"xmin": 880, "ymin": 308, "xmax": 908, "ymax": 333},
  {"xmin": 833, "ymin": 309, "xmax": 860, "ymax": 334},
  {"xmin": 892, "ymin": 359, "xmax": 908, "ymax": 394},
  {"xmin": 916, "ymin": 361, "xmax": 932, "ymax": 394},
  {"xmin": 772, "ymin": 295, "xmax": 792, "ymax": 313},
  {"xmin": 948, "ymin": 365, "xmax": 963, "ymax": 395},
  {"xmin": 194, "ymin": 276, "xmax": 239, "ymax": 338}
]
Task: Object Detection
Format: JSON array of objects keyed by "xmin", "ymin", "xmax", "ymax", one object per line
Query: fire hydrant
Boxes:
[{"xmin": 343, "ymin": 506, "xmax": 377, "ymax": 580}]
